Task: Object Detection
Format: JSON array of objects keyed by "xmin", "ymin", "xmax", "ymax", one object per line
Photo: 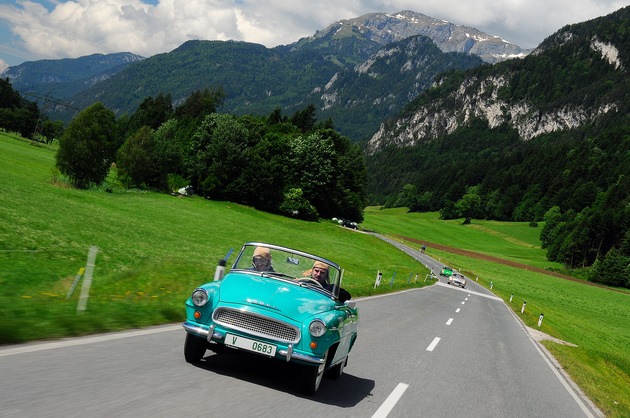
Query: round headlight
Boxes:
[
  {"xmin": 191, "ymin": 288, "xmax": 208, "ymax": 307},
  {"xmin": 309, "ymin": 319, "xmax": 326, "ymax": 337}
]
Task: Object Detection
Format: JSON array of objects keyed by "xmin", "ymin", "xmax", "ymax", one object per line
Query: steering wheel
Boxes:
[{"xmin": 296, "ymin": 277, "xmax": 324, "ymax": 288}]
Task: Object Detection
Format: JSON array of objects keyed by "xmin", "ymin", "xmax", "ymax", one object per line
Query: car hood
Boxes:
[{"xmin": 217, "ymin": 272, "xmax": 336, "ymax": 322}]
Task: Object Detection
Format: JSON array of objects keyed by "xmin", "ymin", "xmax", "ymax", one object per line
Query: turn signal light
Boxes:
[
  {"xmin": 194, "ymin": 311, "xmax": 202, "ymax": 319},
  {"xmin": 309, "ymin": 341, "xmax": 318, "ymax": 349}
]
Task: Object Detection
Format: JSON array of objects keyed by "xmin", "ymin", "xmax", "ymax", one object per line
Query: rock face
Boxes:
[
  {"xmin": 366, "ymin": 26, "xmax": 625, "ymax": 154},
  {"xmin": 309, "ymin": 10, "xmax": 532, "ymax": 63}
]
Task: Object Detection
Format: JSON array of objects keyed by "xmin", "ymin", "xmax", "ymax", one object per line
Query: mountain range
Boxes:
[{"xmin": 1, "ymin": 10, "xmax": 530, "ymax": 141}]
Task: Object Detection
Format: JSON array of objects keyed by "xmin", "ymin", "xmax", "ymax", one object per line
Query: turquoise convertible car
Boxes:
[{"xmin": 182, "ymin": 242, "xmax": 359, "ymax": 395}]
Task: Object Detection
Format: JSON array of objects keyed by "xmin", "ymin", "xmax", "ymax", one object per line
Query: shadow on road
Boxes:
[{"xmin": 191, "ymin": 350, "xmax": 375, "ymax": 406}]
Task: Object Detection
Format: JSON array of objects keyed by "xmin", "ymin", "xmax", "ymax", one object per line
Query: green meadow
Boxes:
[
  {"xmin": 0, "ymin": 133, "xmax": 430, "ymax": 345},
  {"xmin": 1, "ymin": 132, "xmax": 628, "ymax": 416}
]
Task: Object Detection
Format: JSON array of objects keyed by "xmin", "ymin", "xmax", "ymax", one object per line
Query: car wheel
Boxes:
[
  {"xmin": 184, "ymin": 333, "xmax": 207, "ymax": 363},
  {"xmin": 326, "ymin": 357, "xmax": 346, "ymax": 380},
  {"xmin": 300, "ymin": 350, "xmax": 328, "ymax": 395}
]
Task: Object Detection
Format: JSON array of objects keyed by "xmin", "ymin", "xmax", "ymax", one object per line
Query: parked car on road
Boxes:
[{"xmin": 182, "ymin": 242, "xmax": 359, "ymax": 395}]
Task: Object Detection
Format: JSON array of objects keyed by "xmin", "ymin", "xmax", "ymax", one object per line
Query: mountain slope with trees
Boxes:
[
  {"xmin": 14, "ymin": 10, "xmax": 529, "ymax": 142},
  {"xmin": 365, "ymin": 6, "xmax": 630, "ymax": 285},
  {"xmin": 1, "ymin": 52, "xmax": 144, "ymax": 101}
]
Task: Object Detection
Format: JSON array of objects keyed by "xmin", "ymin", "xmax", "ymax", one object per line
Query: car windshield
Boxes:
[{"xmin": 230, "ymin": 243, "xmax": 343, "ymax": 299}]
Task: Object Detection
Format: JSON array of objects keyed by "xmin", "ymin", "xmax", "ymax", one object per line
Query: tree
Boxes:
[
  {"xmin": 174, "ymin": 88, "xmax": 224, "ymax": 120},
  {"xmin": 540, "ymin": 206, "xmax": 562, "ymax": 248},
  {"xmin": 286, "ymin": 133, "xmax": 335, "ymax": 216},
  {"xmin": 455, "ymin": 186, "xmax": 482, "ymax": 224},
  {"xmin": 55, "ymin": 103, "xmax": 117, "ymax": 188},
  {"xmin": 589, "ymin": 248, "xmax": 630, "ymax": 288},
  {"xmin": 41, "ymin": 120, "xmax": 65, "ymax": 144},
  {"xmin": 279, "ymin": 188, "xmax": 318, "ymax": 221},
  {"xmin": 129, "ymin": 93, "xmax": 173, "ymax": 132},
  {"xmin": 116, "ymin": 126, "xmax": 159, "ymax": 188},
  {"xmin": 290, "ymin": 104, "xmax": 317, "ymax": 133},
  {"xmin": 186, "ymin": 113, "xmax": 250, "ymax": 200}
]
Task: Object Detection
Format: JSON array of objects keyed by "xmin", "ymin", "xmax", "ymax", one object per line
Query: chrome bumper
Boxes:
[{"xmin": 181, "ymin": 321, "xmax": 324, "ymax": 365}]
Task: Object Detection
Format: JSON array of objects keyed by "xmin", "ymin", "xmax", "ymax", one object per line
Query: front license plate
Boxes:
[{"xmin": 225, "ymin": 333, "xmax": 277, "ymax": 357}]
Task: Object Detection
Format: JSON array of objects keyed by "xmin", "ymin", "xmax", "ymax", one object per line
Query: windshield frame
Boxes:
[{"xmin": 230, "ymin": 242, "xmax": 343, "ymax": 299}]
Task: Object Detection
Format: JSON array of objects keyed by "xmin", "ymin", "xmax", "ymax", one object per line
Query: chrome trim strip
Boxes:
[
  {"xmin": 182, "ymin": 322, "xmax": 223, "ymax": 340},
  {"xmin": 277, "ymin": 349, "xmax": 325, "ymax": 365}
]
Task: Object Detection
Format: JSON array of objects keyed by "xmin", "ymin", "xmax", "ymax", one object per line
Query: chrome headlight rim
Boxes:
[
  {"xmin": 308, "ymin": 319, "xmax": 326, "ymax": 337},
  {"xmin": 191, "ymin": 288, "xmax": 209, "ymax": 307}
]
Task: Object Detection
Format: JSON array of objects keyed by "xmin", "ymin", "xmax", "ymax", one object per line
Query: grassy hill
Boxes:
[
  {"xmin": 1, "ymin": 132, "xmax": 628, "ymax": 416},
  {"xmin": 0, "ymin": 132, "xmax": 429, "ymax": 344}
]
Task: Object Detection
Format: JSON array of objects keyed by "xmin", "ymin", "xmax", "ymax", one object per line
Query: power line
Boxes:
[{"xmin": 22, "ymin": 91, "xmax": 81, "ymax": 111}]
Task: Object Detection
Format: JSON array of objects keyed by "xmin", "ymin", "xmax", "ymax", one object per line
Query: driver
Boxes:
[
  {"xmin": 310, "ymin": 261, "xmax": 330, "ymax": 287},
  {"xmin": 252, "ymin": 246, "xmax": 274, "ymax": 272}
]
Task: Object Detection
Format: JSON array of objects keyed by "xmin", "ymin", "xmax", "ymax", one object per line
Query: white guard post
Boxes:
[{"xmin": 374, "ymin": 271, "xmax": 382, "ymax": 288}]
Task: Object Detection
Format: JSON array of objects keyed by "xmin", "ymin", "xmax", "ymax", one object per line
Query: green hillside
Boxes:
[{"xmin": 0, "ymin": 133, "xmax": 429, "ymax": 344}]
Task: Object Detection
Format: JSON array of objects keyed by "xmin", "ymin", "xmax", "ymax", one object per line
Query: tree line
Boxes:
[
  {"xmin": 369, "ymin": 118, "xmax": 630, "ymax": 288},
  {"xmin": 54, "ymin": 90, "xmax": 366, "ymax": 222},
  {"xmin": 0, "ymin": 77, "xmax": 64, "ymax": 141}
]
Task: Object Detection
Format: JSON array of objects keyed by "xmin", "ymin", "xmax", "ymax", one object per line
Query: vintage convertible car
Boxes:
[{"xmin": 182, "ymin": 242, "xmax": 359, "ymax": 395}]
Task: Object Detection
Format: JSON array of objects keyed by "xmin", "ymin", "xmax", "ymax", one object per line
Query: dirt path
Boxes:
[{"xmin": 397, "ymin": 234, "xmax": 626, "ymax": 293}]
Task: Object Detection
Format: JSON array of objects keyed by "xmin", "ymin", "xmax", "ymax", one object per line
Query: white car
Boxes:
[{"xmin": 448, "ymin": 272, "xmax": 466, "ymax": 288}]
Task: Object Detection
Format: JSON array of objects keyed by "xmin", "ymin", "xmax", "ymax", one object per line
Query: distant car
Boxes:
[
  {"xmin": 341, "ymin": 219, "xmax": 358, "ymax": 229},
  {"xmin": 440, "ymin": 266, "xmax": 453, "ymax": 277},
  {"xmin": 182, "ymin": 242, "xmax": 359, "ymax": 395},
  {"xmin": 448, "ymin": 272, "xmax": 467, "ymax": 288}
]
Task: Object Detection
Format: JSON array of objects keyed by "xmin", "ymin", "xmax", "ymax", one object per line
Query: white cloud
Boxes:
[
  {"xmin": 0, "ymin": 0, "xmax": 626, "ymax": 64},
  {"xmin": 0, "ymin": 58, "xmax": 8, "ymax": 72}
]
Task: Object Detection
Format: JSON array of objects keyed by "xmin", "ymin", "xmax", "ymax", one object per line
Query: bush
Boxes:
[{"xmin": 279, "ymin": 188, "xmax": 319, "ymax": 221}]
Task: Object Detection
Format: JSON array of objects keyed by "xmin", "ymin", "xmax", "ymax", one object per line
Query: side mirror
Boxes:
[{"xmin": 344, "ymin": 301, "xmax": 356, "ymax": 309}]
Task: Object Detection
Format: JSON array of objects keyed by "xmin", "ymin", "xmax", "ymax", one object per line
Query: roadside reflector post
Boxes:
[
  {"xmin": 414, "ymin": 273, "xmax": 418, "ymax": 283},
  {"xmin": 374, "ymin": 271, "xmax": 382, "ymax": 288},
  {"xmin": 490, "ymin": 281, "xmax": 494, "ymax": 289},
  {"xmin": 538, "ymin": 313, "xmax": 544, "ymax": 327},
  {"xmin": 510, "ymin": 294, "xmax": 513, "ymax": 302},
  {"xmin": 476, "ymin": 276, "xmax": 478, "ymax": 281},
  {"xmin": 77, "ymin": 246, "xmax": 98, "ymax": 314},
  {"xmin": 521, "ymin": 301, "xmax": 526, "ymax": 314},
  {"xmin": 66, "ymin": 267, "xmax": 85, "ymax": 300}
]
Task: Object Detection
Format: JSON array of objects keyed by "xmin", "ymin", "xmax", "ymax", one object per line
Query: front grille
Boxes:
[{"xmin": 213, "ymin": 307, "xmax": 300, "ymax": 344}]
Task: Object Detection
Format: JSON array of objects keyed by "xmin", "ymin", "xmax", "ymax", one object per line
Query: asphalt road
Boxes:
[{"xmin": 0, "ymin": 238, "xmax": 600, "ymax": 418}]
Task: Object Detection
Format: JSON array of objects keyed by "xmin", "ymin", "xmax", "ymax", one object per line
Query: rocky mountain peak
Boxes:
[{"xmin": 309, "ymin": 10, "xmax": 532, "ymax": 63}]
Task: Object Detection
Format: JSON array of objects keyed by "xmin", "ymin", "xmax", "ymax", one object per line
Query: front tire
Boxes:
[
  {"xmin": 184, "ymin": 333, "xmax": 207, "ymax": 363},
  {"xmin": 300, "ymin": 350, "xmax": 327, "ymax": 395},
  {"xmin": 326, "ymin": 357, "xmax": 346, "ymax": 380}
]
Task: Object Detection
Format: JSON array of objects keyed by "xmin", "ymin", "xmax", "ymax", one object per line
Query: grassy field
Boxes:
[
  {"xmin": 2, "ymin": 132, "xmax": 628, "ymax": 416},
  {"xmin": 0, "ymin": 133, "xmax": 431, "ymax": 344},
  {"xmin": 363, "ymin": 206, "xmax": 630, "ymax": 417}
]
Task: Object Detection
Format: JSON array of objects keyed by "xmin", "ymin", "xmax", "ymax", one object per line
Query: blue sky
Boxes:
[{"xmin": 0, "ymin": 0, "xmax": 626, "ymax": 72}]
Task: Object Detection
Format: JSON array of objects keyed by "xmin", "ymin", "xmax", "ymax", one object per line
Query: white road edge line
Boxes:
[
  {"xmin": 0, "ymin": 324, "xmax": 181, "ymax": 357},
  {"xmin": 426, "ymin": 337, "xmax": 441, "ymax": 351},
  {"xmin": 371, "ymin": 383, "xmax": 410, "ymax": 418}
]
